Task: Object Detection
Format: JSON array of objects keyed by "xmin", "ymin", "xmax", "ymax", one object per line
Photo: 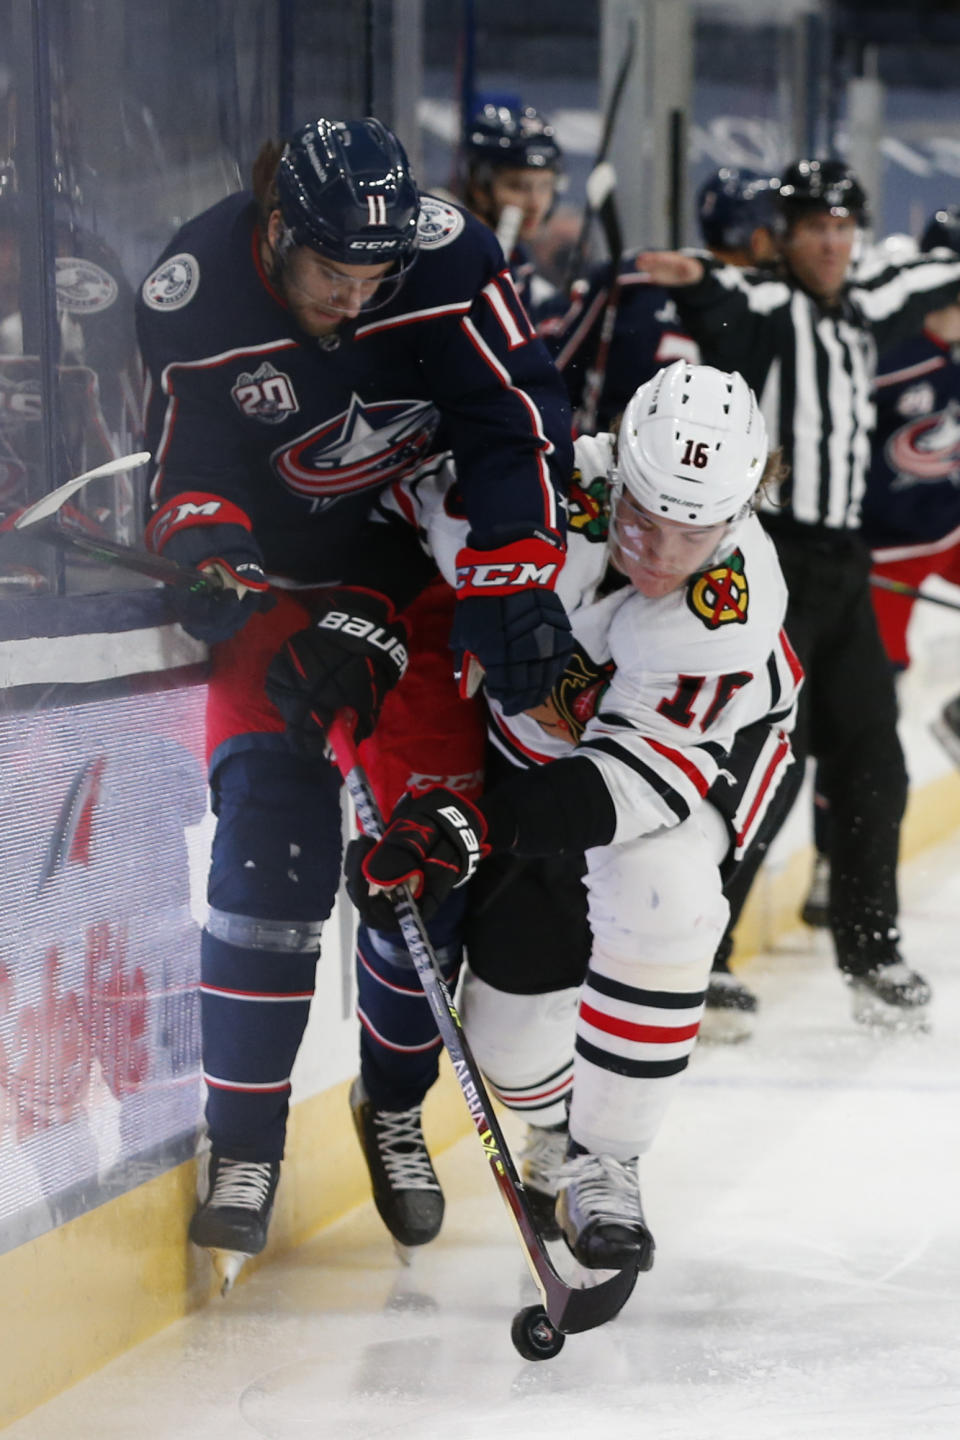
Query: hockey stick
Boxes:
[
  {"xmin": 328, "ymin": 714, "xmax": 639, "ymax": 1338},
  {"xmin": 3, "ymin": 451, "xmax": 224, "ymax": 593},
  {"xmin": 870, "ymin": 573, "xmax": 960, "ymax": 613},
  {"xmin": 574, "ymin": 165, "xmax": 626, "ymax": 435},
  {"xmin": 1, "ymin": 450, "xmax": 220, "ymax": 592},
  {"xmin": 10, "ymin": 450, "xmax": 152, "ymax": 528},
  {"xmin": 495, "ymin": 203, "xmax": 524, "ymax": 261},
  {"xmin": 562, "ymin": 20, "xmax": 636, "ymax": 290}
]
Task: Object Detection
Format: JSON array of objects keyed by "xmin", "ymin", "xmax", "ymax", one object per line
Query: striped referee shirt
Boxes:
[{"xmin": 671, "ymin": 250, "xmax": 960, "ymax": 534}]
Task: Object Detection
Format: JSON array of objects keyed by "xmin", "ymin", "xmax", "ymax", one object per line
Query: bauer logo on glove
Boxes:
[{"xmin": 345, "ymin": 786, "xmax": 490, "ymax": 928}]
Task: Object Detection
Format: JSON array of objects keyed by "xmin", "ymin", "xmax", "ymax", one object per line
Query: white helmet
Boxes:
[{"xmin": 614, "ymin": 361, "xmax": 768, "ymax": 527}]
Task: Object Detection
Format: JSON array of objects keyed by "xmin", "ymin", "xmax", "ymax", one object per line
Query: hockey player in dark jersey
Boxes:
[
  {"xmin": 866, "ymin": 207, "xmax": 960, "ymax": 770},
  {"xmin": 540, "ymin": 165, "xmax": 777, "ymax": 438},
  {"xmin": 459, "ymin": 100, "xmax": 564, "ymax": 319},
  {"xmin": 136, "ymin": 116, "xmax": 574, "ymax": 1289}
]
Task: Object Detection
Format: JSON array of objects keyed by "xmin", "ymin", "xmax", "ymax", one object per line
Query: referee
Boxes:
[{"xmin": 635, "ymin": 159, "xmax": 960, "ymax": 1023}]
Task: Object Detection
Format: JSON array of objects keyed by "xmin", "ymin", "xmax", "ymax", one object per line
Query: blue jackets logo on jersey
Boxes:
[
  {"xmin": 142, "ymin": 253, "xmax": 200, "ymax": 311},
  {"xmin": 272, "ymin": 392, "xmax": 440, "ymax": 499},
  {"xmin": 886, "ymin": 400, "xmax": 960, "ymax": 485},
  {"xmin": 416, "ymin": 196, "xmax": 465, "ymax": 251}
]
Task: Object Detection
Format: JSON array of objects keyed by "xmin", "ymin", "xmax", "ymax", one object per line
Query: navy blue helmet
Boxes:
[
  {"xmin": 920, "ymin": 205, "xmax": 960, "ymax": 254},
  {"xmin": 276, "ymin": 118, "xmax": 420, "ymax": 270},
  {"xmin": 465, "ymin": 103, "xmax": 562, "ymax": 173},
  {"xmin": 697, "ymin": 167, "xmax": 780, "ymax": 251},
  {"xmin": 775, "ymin": 158, "xmax": 868, "ymax": 230}
]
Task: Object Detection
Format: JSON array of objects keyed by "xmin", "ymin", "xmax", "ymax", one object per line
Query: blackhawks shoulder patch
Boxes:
[
  {"xmin": 687, "ymin": 548, "xmax": 749, "ymax": 630},
  {"xmin": 567, "ymin": 469, "xmax": 610, "ymax": 543}
]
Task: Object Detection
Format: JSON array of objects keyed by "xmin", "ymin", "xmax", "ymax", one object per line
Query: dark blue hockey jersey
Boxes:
[
  {"xmin": 136, "ymin": 192, "xmax": 573, "ymax": 588},
  {"xmin": 537, "ymin": 252, "xmax": 699, "ymax": 433},
  {"xmin": 861, "ymin": 330, "xmax": 960, "ymax": 550}
]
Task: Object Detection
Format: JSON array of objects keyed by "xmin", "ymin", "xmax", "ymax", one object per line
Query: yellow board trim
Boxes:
[{"xmin": 3, "ymin": 769, "xmax": 959, "ymax": 1427}]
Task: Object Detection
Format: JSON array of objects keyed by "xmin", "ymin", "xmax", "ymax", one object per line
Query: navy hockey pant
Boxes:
[{"xmin": 201, "ymin": 745, "xmax": 342, "ymax": 1161}]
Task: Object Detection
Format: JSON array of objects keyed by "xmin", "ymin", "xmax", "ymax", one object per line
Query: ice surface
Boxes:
[{"xmin": 8, "ymin": 826, "xmax": 960, "ymax": 1440}]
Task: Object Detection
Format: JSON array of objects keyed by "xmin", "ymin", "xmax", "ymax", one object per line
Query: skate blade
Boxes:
[
  {"xmin": 391, "ymin": 1238, "xmax": 415, "ymax": 1267},
  {"xmin": 208, "ymin": 1248, "xmax": 249, "ymax": 1295},
  {"xmin": 698, "ymin": 1007, "xmax": 755, "ymax": 1044},
  {"xmin": 849, "ymin": 994, "xmax": 932, "ymax": 1034}
]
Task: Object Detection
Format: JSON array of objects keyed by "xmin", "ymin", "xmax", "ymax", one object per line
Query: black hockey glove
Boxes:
[
  {"xmin": 145, "ymin": 491, "xmax": 273, "ymax": 645},
  {"xmin": 450, "ymin": 538, "xmax": 573, "ymax": 716},
  {"xmin": 265, "ymin": 589, "xmax": 408, "ymax": 754},
  {"xmin": 345, "ymin": 786, "xmax": 490, "ymax": 928}
]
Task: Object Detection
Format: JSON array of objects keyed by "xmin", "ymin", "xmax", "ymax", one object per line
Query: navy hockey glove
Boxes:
[
  {"xmin": 265, "ymin": 589, "xmax": 408, "ymax": 754},
  {"xmin": 145, "ymin": 491, "xmax": 273, "ymax": 644},
  {"xmin": 451, "ymin": 538, "xmax": 573, "ymax": 716},
  {"xmin": 345, "ymin": 786, "xmax": 490, "ymax": 927}
]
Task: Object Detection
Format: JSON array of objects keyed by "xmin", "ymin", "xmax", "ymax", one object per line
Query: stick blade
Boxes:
[{"xmin": 14, "ymin": 451, "xmax": 152, "ymax": 529}]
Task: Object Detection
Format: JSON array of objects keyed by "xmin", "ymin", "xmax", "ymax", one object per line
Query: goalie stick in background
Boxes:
[
  {"xmin": 348, "ymin": 362, "xmax": 802, "ymax": 1276},
  {"xmin": 135, "ymin": 115, "xmax": 575, "ymax": 1293}
]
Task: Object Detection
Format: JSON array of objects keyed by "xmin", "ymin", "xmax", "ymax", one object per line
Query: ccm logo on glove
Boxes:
[
  {"xmin": 315, "ymin": 609, "xmax": 409, "ymax": 676},
  {"xmin": 455, "ymin": 538, "xmax": 562, "ymax": 597}
]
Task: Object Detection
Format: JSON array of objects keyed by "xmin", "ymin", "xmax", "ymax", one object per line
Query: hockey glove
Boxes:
[
  {"xmin": 145, "ymin": 491, "xmax": 273, "ymax": 645},
  {"xmin": 345, "ymin": 786, "xmax": 490, "ymax": 927},
  {"xmin": 265, "ymin": 589, "xmax": 408, "ymax": 754},
  {"xmin": 451, "ymin": 538, "xmax": 573, "ymax": 716}
]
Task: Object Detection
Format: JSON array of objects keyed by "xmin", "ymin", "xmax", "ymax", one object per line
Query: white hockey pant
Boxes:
[{"xmin": 574, "ymin": 803, "xmax": 730, "ymax": 1159}]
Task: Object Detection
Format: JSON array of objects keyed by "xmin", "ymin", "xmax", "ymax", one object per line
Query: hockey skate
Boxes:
[
  {"xmin": 189, "ymin": 1142, "xmax": 280, "ymax": 1294},
  {"xmin": 518, "ymin": 1120, "xmax": 568, "ymax": 1241},
  {"xmin": 800, "ymin": 852, "xmax": 831, "ymax": 928},
  {"xmin": 555, "ymin": 1148, "xmax": 655, "ymax": 1272},
  {"xmin": 931, "ymin": 692, "xmax": 960, "ymax": 770},
  {"xmin": 701, "ymin": 950, "xmax": 757, "ymax": 1043},
  {"xmin": 844, "ymin": 958, "xmax": 932, "ymax": 1030},
  {"xmin": 350, "ymin": 1076, "xmax": 444, "ymax": 1254}
]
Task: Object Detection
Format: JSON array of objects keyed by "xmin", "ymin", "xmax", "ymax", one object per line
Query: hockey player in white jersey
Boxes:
[{"xmin": 348, "ymin": 361, "xmax": 802, "ymax": 1269}]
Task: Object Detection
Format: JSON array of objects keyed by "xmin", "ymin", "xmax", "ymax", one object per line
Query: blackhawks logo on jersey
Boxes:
[
  {"xmin": 567, "ymin": 469, "xmax": 609, "ymax": 543},
  {"xmin": 546, "ymin": 644, "xmax": 616, "ymax": 742},
  {"xmin": 687, "ymin": 549, "xmax": 749, "ymax": 630}
]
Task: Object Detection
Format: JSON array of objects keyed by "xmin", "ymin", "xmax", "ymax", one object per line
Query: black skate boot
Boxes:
[
  {"xmin": 701, "ymin": 945, "xmax": 757, "ymax": 1044},
  {"xmin": 801, "ymin": 852, "xmax": 831, "ymax": 928},
  {"xmin": 518, "ymin": 1120, "xmax": 568, "ymax": 1241},
  {"xmin": 844, "ymin": 956, "xmax": 932, "ymax": 1029},
  {"xmin": 189, "ymin": 1144, "xmax": 280, "ymax": 1294},
  {"xmin": 931, "ymin": 692, "xmax": 960, "ymax": 770},
  {"xmin": 555, "ymin": 1147, "xmax": 655, "ymax": 1272},
  {"xmin": 350, "ymin": 1076, "xmax": 444, "ymax": 1250}
]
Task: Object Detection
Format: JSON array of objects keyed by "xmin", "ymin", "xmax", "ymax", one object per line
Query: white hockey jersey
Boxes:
[{"xmin": 384, "ymin": 432, "xmax": 802, "ymax": 848}]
